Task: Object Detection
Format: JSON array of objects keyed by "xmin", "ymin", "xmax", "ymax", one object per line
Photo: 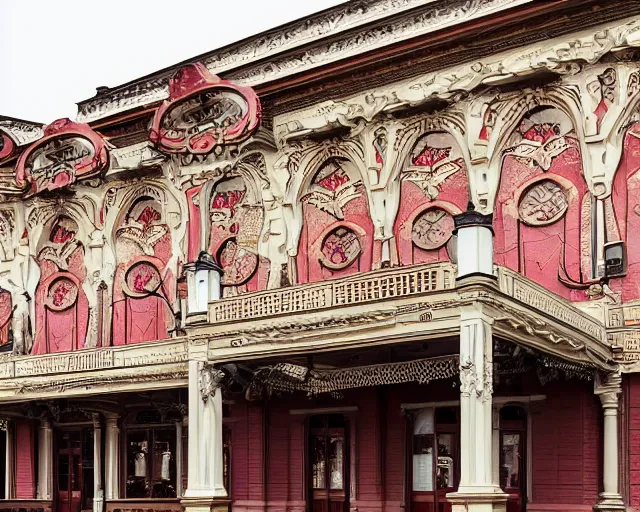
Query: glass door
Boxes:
[
  {"xmin": 57, "ymin": 428, "xmax": 94, "ymax": 512},
  {"xmin": 410, "ymin": 407, "xmax": 458, "ymax": 512},
  {"xmin": 499, "ymin": 406, "xmax": 527, "ymax": 512},
  {"xmin": 310, "ymin": 415, "xmax": 348, "ymax": 512}
]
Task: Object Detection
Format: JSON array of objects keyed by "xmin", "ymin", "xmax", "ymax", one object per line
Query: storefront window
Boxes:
[
  {"xmin": 309, "ymin": 414, "xmax": 348, "ymax": 512},
  {"xmin": 411, "ymin": 406, "xmax": 458, "ymax": 512},
  {"xmin": 126, "ymin": 427, "xmax": 177, "ymax": 498},
  {"xmin": 412, "ymin": 408, "xmax": 435, "ymax": 492}
]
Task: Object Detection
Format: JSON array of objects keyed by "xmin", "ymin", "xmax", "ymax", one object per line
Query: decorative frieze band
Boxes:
[
  {"xmin": 498, "ymin": 268, "xmax": 605, "ymax": 340},
  {"xmin": 0, "ymin": 339, "xmax": 188, "ymax": 381},
  {"xmin": 76, "ymin": 0, "xmax": 531, "ymax": 122}
]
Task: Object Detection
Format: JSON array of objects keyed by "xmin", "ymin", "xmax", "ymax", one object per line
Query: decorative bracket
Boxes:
[{"xmin": 199, "ymin": 363, "xmax": 225, "ymax": 403}]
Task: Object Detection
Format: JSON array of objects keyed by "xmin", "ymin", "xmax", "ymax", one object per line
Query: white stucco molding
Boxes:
[{"xmin": 76, "ymin": 0, "xmax": 532, "ymax": 123}]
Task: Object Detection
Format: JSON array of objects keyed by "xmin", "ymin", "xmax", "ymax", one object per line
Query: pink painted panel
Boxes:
[
  {"xmin": 297, "ymin": 158, "xmax": 374, "ymax": 284},
  {"xmin": 493, "ymin": 109, "xmax": 590, "ymax": 300},
  {"xmin": 0, "ymin": 291, "xmax": 12, "ymax": 346},
  {"xmin": 530, "ymin": 381, "xmax": 600, "ymax": 506},
  {"xmin": 32, "ymin": 217, "xmax": 89, "ymax": 354},
  {"xmin": 186, "ymin": 185, "xmax": 203, "ymax": 262},
  {"xmin": 611, "ymin": 123, "xmax": 640, "ymax": 301},
  {"xmin": 112, "ymin": 198, "xmax": 173, "ymax": 346},
  {"xmin": 394, "ymin": 132, "xmax": 469, "ymax": 266},
  {"xmin": 15, "ymin": 420, "xmax": 36, "ymax": 499}
]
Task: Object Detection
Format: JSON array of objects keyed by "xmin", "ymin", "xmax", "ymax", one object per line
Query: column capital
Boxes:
[
  {"xmin": 104, "ymin": 412, "xmax": 120, "ymax": 428},
  {"xmin": 595, "ymin": 371, "xmax": 622, "ymax": 408},
  {"xmin": 199, "ymin": 363, "xmax": 225, "ymax": 404}
]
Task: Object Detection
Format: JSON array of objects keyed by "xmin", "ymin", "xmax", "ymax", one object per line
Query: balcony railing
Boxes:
[{"xmin": 209, "ymin": 262, "xmax": 456, "ymax": 324}]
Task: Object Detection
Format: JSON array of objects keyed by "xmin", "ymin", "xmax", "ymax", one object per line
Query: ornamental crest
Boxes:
[
  {"xmin": 16, "ymin": 118, "xmax": 108, "ymax": 197},
  {"xmin": 403, "ymin": 134, "xmax": 464, "ymax": 200},
  {"xmin": 503, "ymin": 109, "xmax": 574, "ymax": 171},
  {"xmin": 302, "ymin": 158, "xmax": 362, "ymax": 220},
  {"xmin": 149, "ymin": 63, "xmax": 261, "ymax": 155}
]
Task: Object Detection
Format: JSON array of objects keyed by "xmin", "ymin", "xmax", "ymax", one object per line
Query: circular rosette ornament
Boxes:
[
  {"xmin": 518, "ymin": 179, "xmax": 569, "ymax": 226},
  {"xmin": 411, "ymin": 208, "xmax": 454, "ymax": 250},
  {"xmin": 320, "ymin": 226, "xmax": 362, "ymax": 270},
  {"xmin": 46, "ymin": 277, "xmax": 79, "ymax": 311},
  {"xmin": 124, "ymin": 262, "xmax": 162, "ymax": 297},
  {"xmin": 217, "ymin": 239, "xmax": 258, "ymax": 286}
]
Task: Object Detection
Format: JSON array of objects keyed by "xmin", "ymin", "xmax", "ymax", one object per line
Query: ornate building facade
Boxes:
[{"xmin": 2, "ymin": 1, "xmax": 640, "ymax": 512}]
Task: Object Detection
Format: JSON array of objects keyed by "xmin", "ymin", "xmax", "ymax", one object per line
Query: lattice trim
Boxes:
[{"xmin": 250, "ymin": 355, "xmax": 459, "ymax": 398}]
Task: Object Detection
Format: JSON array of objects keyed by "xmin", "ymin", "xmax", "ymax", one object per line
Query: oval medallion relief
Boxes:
[
  {"xmin": 411, "ymin": 208, "xmax": 454, "ymax": 250},
  {"xmin": 518, "ymin": 180, "xmax": 569, "ymax": 226}
]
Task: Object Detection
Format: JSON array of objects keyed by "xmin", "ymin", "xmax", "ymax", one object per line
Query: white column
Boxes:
[
  {"xmin": 37, "ymin": 420, "xmax": 53, "ymax": 500},
  {"xmin": 104, "ymin": 413, "xmax": 120, "ymax": 500},
  {"xmin": 93, "ymin": 415, "xmax": 104, "ymax": 512},
  {"xmin": 595, "ymin": 373, "xmax": 625, "ymax": 511},
  {"xmin": 184, "ymin": 360, "xmax": 227, "ymax": 499},
  {"xmin": 176, "ymin": 420, "xmax": 184, "ymax": 497},
  {"xmin": 448, "ymin": 307, "xmax": 507, "ymax": 512},
  {"xmin": 448, "ymin": 208, "xmax": 506, "ymax": 512}
]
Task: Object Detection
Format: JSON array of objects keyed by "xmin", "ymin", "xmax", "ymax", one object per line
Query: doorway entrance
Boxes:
[
  {"xmin": 309, "ymin": 414, "xmax": 349, "ymax": 512},
  {"xmin": 56, "ymin": 428, "xmax": 94, "ymax": 512},
  {"xmin": 499, "ymin": 405, "xmax": 527, "ymax": 512}
]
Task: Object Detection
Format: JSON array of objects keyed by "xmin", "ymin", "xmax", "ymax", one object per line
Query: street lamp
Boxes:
[{"xmin": 184, "ymin": 251, "xmax": 223, "ymax": 314}]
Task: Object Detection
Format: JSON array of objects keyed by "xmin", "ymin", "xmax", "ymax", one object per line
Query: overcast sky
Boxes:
[{"xmin": 0, "ymin": 0, "xmax": 343, "ymax": 123}]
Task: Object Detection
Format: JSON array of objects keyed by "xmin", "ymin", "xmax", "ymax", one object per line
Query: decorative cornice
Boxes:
[
  {"xmin": 76, "ymin": 0, "xmax": 531, "ymax": 122},
  {"xmin": 274, "ymin": 16, "xmax": 640, "ymax": 142},
  {"xmin": 0, "ymin": 118, "xmax": 43, "ymax": 147}
]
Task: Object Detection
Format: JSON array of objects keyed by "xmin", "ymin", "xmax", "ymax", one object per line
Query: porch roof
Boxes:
[{"xmin": 199, "ymin": 264, "xmax": 614, "ymax": 372}]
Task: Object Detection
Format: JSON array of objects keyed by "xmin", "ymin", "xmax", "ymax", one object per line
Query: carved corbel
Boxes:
[
  {"xmin": 594, "ymin": 371, "xmax": 622, "ymax": 410},
  {"xmin": 199, "ymin": 363, "xmax": 225, "ymax": 404}
]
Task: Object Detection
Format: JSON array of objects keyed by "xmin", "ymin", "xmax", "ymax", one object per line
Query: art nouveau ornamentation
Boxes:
[
  {"xmin": 32, "ymin": 216, "xmax": 89, "ymax": 354},
  {"xmin": 610, "ymin": 122, "xmax": 640, "ymax": 301},
  {"xmin": 206, "ymin": 169, "xmax": 269, "ymax": 295},
  {"xmin": 493, "ymin": 107, "xmax": 591, "ymax": 299},
  {"xmin": 393, "ymin": 131, "xmax": 468, "ymax": 266},
  {"xmin": 0, "ymin": 130, "xmax": 15, "ymax": 163},
  {"xmin": 149, "ymin": 63, "xmax": 261, "ymax": 155},
  {"xmin": 16, "ymin": 119, "xmax": 108, "ymax": 197},
  {"xmin": 112, "ymin": 195, "xmax": 174, "ymax": 345},
  {"xmin": 297, "ymin": 157, "xmax": 374, "ymax": 283}
]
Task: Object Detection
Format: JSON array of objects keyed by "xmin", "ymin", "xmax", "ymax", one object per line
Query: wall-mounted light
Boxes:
[{"xmin": 183, "ymin": 251, "xmax": 223, "ymax": 314}]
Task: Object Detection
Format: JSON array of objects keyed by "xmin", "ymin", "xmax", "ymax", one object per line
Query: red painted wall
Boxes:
[
  {"xmin": 610, "ymin": 122, "xmax": 640, "ymax": 301},
  {"xmin": 627, "ymin": 374, "xmax": 640, "ymax": 508},
  {"xmin": 529, "ymin": 381, "xmax": 600, "ymax": 510},
  {"xmin": 230, "ymin": 401, "xmax": 267, "ymax": 512},
  {"xmin": 15, "ymin": 420, "xmax": 36, "ymax": 499}
]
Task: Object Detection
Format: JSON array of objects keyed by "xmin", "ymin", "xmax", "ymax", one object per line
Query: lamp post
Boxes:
[{"xmin": 184, "ymin": 251, "xmax": 223, "ymax": 314}]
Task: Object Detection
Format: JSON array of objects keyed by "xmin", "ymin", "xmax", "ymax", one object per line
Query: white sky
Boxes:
[{"xmin": 0, "ymin": 0, "xmax": 343, "ymax": 123}]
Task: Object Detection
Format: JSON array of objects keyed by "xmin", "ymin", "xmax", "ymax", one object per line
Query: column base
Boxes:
[
  {"xmin": 593, "ymin": 493, "xmax": 625, "ymax": 511},
  {"xmin": 93, "ymin": 492, "xmax": 104, "ymax": 512},
  {"xmin": 447, "ymin": 488, "xmax": 509, "ymax": 512},
  {"xmin": 181, "ymin": 495, "xmax": 231, "ymax": 512}
]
